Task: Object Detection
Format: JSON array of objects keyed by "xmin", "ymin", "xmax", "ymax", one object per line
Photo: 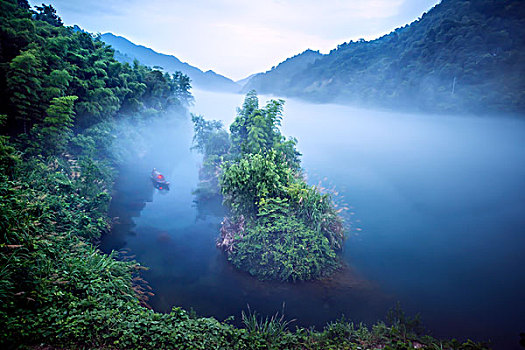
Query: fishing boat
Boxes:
[{"xmin": 151, "ymin": 168, "xmax": 170, "ymax": 190}]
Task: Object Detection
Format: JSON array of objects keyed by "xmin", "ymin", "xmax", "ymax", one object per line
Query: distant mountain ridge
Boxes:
[
  {"xmin": 245, "ymin": 0, "xmax": 525, "ymax": 114},
  {"xmin": 236, "ymin": 73, "xmax": 258, "ymax": 87},
  {"xmin": 244, "ymin": 49, "xmax": 323, "ymax": 93},
  {"xmin": 100, "ymin": 33, "xmax": 240, "ymax": 93}
]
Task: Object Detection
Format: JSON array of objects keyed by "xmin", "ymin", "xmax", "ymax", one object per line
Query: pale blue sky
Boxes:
[{"xmin": 29, "ymin": 0, "xmax": 440, "ymax": 80}]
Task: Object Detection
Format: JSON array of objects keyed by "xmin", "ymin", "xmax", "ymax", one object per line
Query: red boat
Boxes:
[{"xmin": 151, "ymin": 168, "xmax": 170, "ymax": 190}]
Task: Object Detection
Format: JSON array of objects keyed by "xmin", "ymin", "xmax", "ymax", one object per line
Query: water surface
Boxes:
[{"xmin": 102, "ymin": 90, "xmax": 525, "ymax": 349}]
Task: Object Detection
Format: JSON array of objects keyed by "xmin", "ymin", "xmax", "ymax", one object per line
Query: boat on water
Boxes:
[{"xmin": 151, "ymin": 168, "xmax": 170, "ymax": 190}]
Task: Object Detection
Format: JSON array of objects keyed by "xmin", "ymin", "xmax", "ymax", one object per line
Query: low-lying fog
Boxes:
[{"xmin": 104, "ymin": 89, "xmax": 525, "ymax": 350}]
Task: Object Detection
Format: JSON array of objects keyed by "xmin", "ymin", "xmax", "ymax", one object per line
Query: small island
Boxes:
[{"xmin": 192, "ymin": 91, "xmax": 345, "ymax": 281}]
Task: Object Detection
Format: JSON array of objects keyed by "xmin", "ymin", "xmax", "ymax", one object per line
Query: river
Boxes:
[{"xmin": 101, "ymin": 89, "xmax": 525, "ymax": 349}]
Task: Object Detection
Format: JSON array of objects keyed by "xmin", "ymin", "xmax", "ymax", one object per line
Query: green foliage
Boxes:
[
  {"xmin": 34, "ymin": 4, "xmax": 63, "ymax": 27},
  {"xmin": 0, "ymin": 0, "xmax": 192, "ymax": 135},
  {"xmin": 241, "ymin": 305, "xmax": 295, "ymax": 345},
  {"xmin": 191, "ymin": 114, "xmax": 229, "ymax": 156},
  {"xmin": 191, "ymin": 114, "xmax": 231, "ymax": 199},
  {"xmin": 0, "ymin": 116, "xmax": 20, "ymax": 176},
  {"xmin": 323, "ymin": 316, "xmax": 358, "ymax": 343},
  {"xmin": 232, "ymin": 211, "xmax": 338, "ymax": 281},
  {"xmin": 5, "ymin": 48, "xmax": 43, "ymax": 132},
  {"xmin": 286, "ymin": 181, "xmax": 345, "ymax": 251},
  {"xmin": 386, "ymin": 302, "xmax": 425, "ymax": 341},
  {"xmin": 192, "ymin": 92, "xmax": 345, "ymax": 281},
  {"xmin": 311, "ymin": 317, "xmax": 490, "ymax": 350},
  {"xmin": 33, "ymin": 95, "xmax": 78, "ymax": 155},
  {"xmin": 230, "ymin": 90, "xmax": 300, "ymax": 170},
  {"xmin": 172, "ymin": 71, "xmax": 193, "ymax": 103},
  {"xmin": 221, "ymin": 151, "xmax": 292, "ymax": 218}
]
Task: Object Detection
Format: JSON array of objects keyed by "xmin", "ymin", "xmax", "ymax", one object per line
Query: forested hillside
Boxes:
[
  {"xmin": 246, "ymin": 50, "xmax": 322, "ymax": 94},
  {"xmin": 0, "ymin": 3, "xmax": 191, "ymax": 136},
  {"xmin": 245, "ymin": 0, "xmax": 525, "ymax": 114}
]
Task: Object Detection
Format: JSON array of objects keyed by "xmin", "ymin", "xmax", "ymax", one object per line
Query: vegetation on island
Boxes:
[
  {"xmin": 245, "ymin": 0, "xmax": 525, "ymax": 115},
  {"xmin": 0, "ymin": 1, "xmax": 490, "ymax": 348},
  {"xmin": 193, "ymin": 91, "xmax": 344, "ymax": 281}
]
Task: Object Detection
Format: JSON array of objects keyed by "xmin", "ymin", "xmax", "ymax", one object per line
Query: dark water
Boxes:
[{"xmin": 101, "ymin": 91, "xmax": 525, "ymax": 349}]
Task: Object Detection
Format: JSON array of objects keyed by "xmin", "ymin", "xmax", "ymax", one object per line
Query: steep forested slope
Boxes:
[
  {"xmin": 245, "ymin": 50, "xmax": 323, "ymax": 93},
  {"xmin": 246, "ymin": 0, "xmax": 525, "ymax": 114},
  {"xmin": 0, "ymin": 3, "xmax": 192, "ymax": 136}
]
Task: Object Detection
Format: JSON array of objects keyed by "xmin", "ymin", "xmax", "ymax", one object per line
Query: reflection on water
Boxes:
[{"xmin": 101, "ymin": 92, "xmax": 525, "ymax": 349}]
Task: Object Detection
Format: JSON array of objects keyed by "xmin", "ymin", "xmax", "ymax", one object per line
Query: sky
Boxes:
[{"xmin": 29, "ymin": 0, "xmax": 441, "ymax": 81}]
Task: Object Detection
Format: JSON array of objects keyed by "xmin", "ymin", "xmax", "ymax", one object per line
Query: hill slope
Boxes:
[
  {"xmin": 244, "ymin": 49, "xmax": 323, "ymax": 93},
  {"xmin": 101, "ymin": 33, "xmax": 240, "ymax": 93},
  {"xmin": 246, "ymin": 0, "xmax": 525, "ymax": 114}
]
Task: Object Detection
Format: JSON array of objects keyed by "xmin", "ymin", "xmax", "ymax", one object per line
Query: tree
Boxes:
[
  {"xmin": 6, "ymin": 49, "xmax": 43, "ymax": 133},
  {"xmin": 35, "ymin": 95, "xmax": 78, "ymax": 155},
  {"xmin": 17, "ymin": 0, "xmax": 30, "ymax": 10},
  {"xmin": 172, "ymin": 71, "xmax": 193, "ymax": 104},
  {"xmin": 230, "ymin": 90, "xmax": 258, "ymax": 154},
  {"xmin": 43, "ymin": 69, "xmax": 72, "ymax": 100},
  {"xmin": 191, "ymin": 114, "xmax": 226, "ymax": 154},
  {"xmin": 220, "ymin": 151, "xmax": 292, "ymax": 218},
  {"xmin": 0, "ymin": 115, "xmax": 20, "ymax": 176},
  {"xmin": 229, "ymin": 91, "xmax": 300, "ymax": 169},
  {"xmin": 34, "ymin": 4, "xmax": 63, "ymax": 27}
]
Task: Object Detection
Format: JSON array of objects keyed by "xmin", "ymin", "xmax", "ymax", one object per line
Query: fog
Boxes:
[{"xmin": 103, "ymin": 90, "xmax": 525, "ymax": 349}]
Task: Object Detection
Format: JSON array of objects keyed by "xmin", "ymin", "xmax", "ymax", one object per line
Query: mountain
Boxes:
[
  {"xmin": 100, "ymin": 33, "xmax": 240, "ymax": 93},
  {"xmin": 236, "ymin": 73, "xmax": 258, "ymax": 87},
  {"xmin": 244, "ymin": 49, "xmax": 323, "ymax": 93},
  {"xmin": 246, "ymin": 0, "xmax": 525, "ymax": 114}
]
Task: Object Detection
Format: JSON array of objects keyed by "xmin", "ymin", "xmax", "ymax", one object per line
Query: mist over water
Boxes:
[{"xmin": 102, "ymin": 90, "xmax": 525, "ymax": 349}]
